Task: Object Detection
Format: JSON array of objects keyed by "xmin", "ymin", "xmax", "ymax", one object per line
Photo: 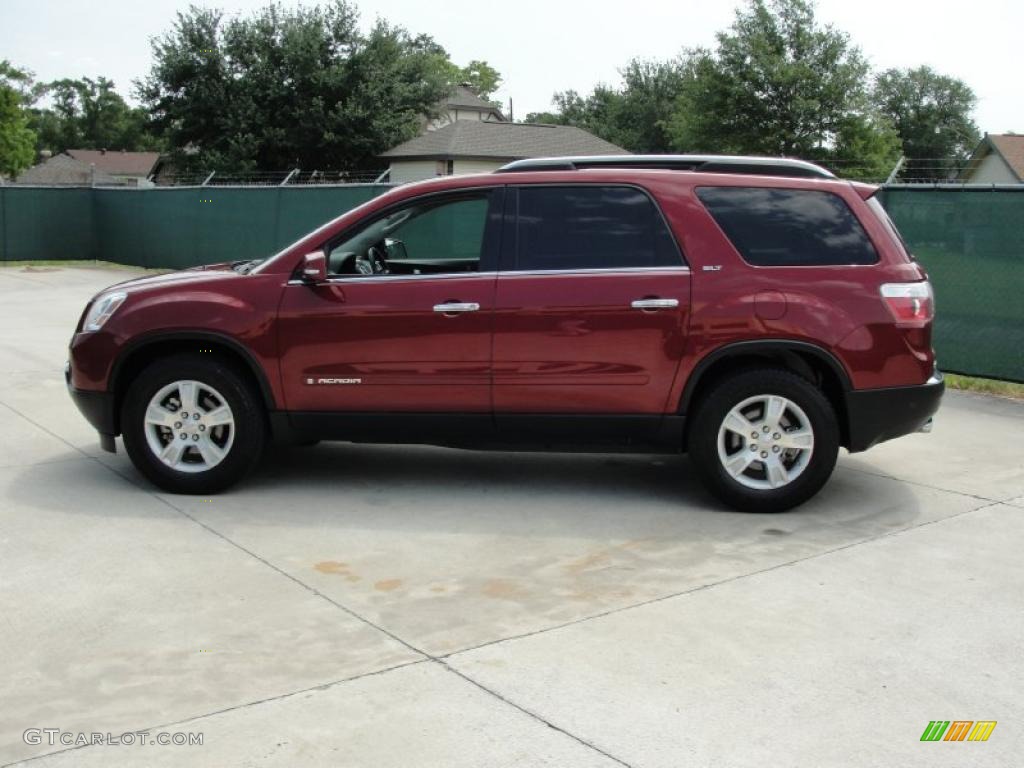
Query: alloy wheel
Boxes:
[
  {"xmin": 143, "ymin": 380, "xmax": 235, "ymax": 473},
  {"xmin": 716, "ymin": 394, "xmax": 815, "ymax": 490}
]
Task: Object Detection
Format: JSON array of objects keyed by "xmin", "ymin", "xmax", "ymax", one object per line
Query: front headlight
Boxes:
[{"xmin": 83, "ymin": 292, "xmax": 127, "ymax": 331}]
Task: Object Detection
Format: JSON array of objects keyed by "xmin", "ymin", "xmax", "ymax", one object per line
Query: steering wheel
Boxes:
[{"xmin": 366, "ymin": 245, "xmax": 388, "ymax": 274}]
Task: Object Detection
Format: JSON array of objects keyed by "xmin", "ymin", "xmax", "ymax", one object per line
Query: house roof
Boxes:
[
  {"xmin": 13, "ymin": 153, "xmax": 121, "ymax": 186},
  {"xmin": 66, "ymin": 149, "xmax": 161, "ymax": 177},
  {"xmin": 381, "ymin": 121, "xmax": 628, "ymax": 160},
  {"xmin": 444, "ymin": 84, "xmax": 502, "ymax": 115},
  {"xmin": 987, "ymin": 135, "xmax": 1024, "ymax": 181},
  {"xmin": 962, "ymin": 134, "xmax": 1024, "ymax": 182}
]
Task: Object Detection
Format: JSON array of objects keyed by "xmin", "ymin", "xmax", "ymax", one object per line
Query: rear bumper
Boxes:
[
  {"xmin": 844, "ymin": 370, "xmax": 945, "ymax": 452},
  {"xmin": 66, "ymin": 361, "xmax": 117, "ymax": 451}
]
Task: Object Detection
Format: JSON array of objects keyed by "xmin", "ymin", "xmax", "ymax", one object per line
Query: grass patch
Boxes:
[
  {"xmin": 0, "ymin": 259, "xmax": 158, "ymax": 270},
  {"xmin": 945, "ymin": 373, "xmax": 1024, "ymax": 400}
]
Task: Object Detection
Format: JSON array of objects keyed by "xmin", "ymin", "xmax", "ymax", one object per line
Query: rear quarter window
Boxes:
[{"xmin": 696, "ymin": 187, "xmax": 879, "ymax": 266}]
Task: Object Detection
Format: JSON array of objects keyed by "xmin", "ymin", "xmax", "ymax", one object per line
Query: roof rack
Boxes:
[{"xmin": 496, "ymin": 155, "xmax": 835, "ymax": 180}]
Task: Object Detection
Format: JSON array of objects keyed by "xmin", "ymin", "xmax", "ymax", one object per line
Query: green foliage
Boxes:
[
  {"xmin": 528, "ymin": 86, "xmax": 622, "ymax": 137},
  {"xmin": 670, "ymin": 0, "xmax": 896, "ymax": 170},
  {"xmin": 535, "ymin": 0, "xmax": 914, "ymax": 178},
  {"xmin": 831, "ymin": 111, "xmax": 903, "ymax": 182},
  {"xmin": 457, "ymin": 60, "xmax": 502, "ymax": 100},
  {"xmin": 527, "ymin": 59, "xmax": 688, "ymax": 153},
  {"xmin": 135, "ymin": 1, "xmax": 487, "ymax": 172},
  {"xmin": 872, "ymin": 66, "xmax": 979, "ymax": 180},
  {"xmin": 29, "ymin": 77, "xmax": 159, "ymax": 153},
  {"xmin": 0, "ymin": 61, "xmax": 37, "ymax": 177}
]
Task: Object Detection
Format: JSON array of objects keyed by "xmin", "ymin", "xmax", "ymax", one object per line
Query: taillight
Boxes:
[{"xmin": 880, "ymin": 281, "xmax": 934, "ymax": 327}]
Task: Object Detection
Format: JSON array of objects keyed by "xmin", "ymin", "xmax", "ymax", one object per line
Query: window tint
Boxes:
[
  {"xmin": 696, "ymin": 187, "xmax": 879, "ymax": 266},
  {"xmin": 516, "ymin": 186, "xmax": 682, "ymax": 270}
]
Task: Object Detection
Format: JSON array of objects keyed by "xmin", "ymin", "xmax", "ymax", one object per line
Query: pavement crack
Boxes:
[
  {"xmin": 437, "ymin": 662, "xmax": 635, "ymax": 767},
  {"xmin": 0, "ymin": 406, "xmax": 627, "ymax": 768},
  {"xmin": 2, "ymin": 659, "xmax": 430, "ymax": 767},
  {"xmin": 838, "ymin": 462, "xmax": 1008, "ymax": 504}
]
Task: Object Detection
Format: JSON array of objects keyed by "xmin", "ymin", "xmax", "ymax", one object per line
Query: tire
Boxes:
[
  {"xmin": 121, "ymin": 354, "xmax": 266, "ymax": 494},
  {"xmin": 688, "ymin": 368, "xmax": 839, "ymax": 513}
]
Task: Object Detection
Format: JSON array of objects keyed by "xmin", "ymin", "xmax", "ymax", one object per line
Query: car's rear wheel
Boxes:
[
  {"xmin": 121, "ymin": 354, "xmax": 266, "ymax": 494},
  {"xmin": 688, "ymin": 368, "xmax": 839, "ymax": 512}
]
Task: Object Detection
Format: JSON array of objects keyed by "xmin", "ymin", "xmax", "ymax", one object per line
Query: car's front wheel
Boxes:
[
  {"xmin": 688, "ymin": 368, "xmax": 839, "ymax": 512},
  {"xmin": 121, "ymin": 354, "xmax": 266, "ymax": 494}
]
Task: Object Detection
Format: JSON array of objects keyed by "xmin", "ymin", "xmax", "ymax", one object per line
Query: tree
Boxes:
[
  {"xmin": 872, "ymin": 66, "xmax": 979, "ymax": 180},
  {"xmin": 527, "ymin": 58, "xmax": 688, "ymax": 153},
  {"xmin": 136, "ymin": 1, "xmax": 491, "ymax": 172},
  {"xmin": 668, "ymin": 0, "xmax": 899, "ymax": 176},
  {"xmin": 29, "ymin": 77, "xmax": 158, "ymax": 153},
  {"xmin": 0, "ymin": 61, "xmax": 37, "ymax": 177},
  {"xmin": 456, "ymin": 60, "xmax": 501, "ymax": 100},
  {"xmin": 528, "ymin": 86, "xmax": 625, "ymax": 140}
]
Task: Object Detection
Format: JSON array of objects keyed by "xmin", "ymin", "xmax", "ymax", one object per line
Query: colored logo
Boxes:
[{"xmin": 921, "ymin": 721, "xmax": 997, "ymax": 742}]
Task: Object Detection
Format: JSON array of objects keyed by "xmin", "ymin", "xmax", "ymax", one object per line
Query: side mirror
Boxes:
[{"xmin": 300, "ymin": 251, "xmax": 327, "ymax": 283}]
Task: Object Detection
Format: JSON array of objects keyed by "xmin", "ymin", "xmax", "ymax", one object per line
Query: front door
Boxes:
[
  {"xmin": 277, "ymin": 189, "xmax": 502, "ymax": 414},
  {"xmin": 493, "ymin": 185, "xmax": 690, "ymax": 423}
]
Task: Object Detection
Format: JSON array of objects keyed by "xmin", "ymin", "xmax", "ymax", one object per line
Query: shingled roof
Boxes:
[
  {"xmin": 66, "ymin": 149, "xmax": 160, "ymax": 177},
  {"xmin": 381, "ymin": 121, "xmax": 628, "ymax": 160},
  {"xmin": 444, "ymin": 84, "xmax": 503, "ymax": 115},
  {"xmin": 961, "ymin": 134, "xmax": 1024, "ymax": 182},
  {"xmin": 986, "ymin": 135, "xmax": 1024, "ymax": 181},
  {"xmin": 13, "ymin": 153, "xmax": 120, "ymax": 186}
]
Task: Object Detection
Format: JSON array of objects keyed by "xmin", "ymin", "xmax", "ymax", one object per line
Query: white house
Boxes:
[
  {"xmin": 381, "ymin": 120, "xmax": 628, "ymax": 183},
  {"xmin": 959, "ymin": 134, "xmax": 1024, "ymax": 184}
]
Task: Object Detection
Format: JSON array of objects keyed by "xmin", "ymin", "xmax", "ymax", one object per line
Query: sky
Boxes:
[{"xmin": 1, "ymin": 0, "xmax": 1020, "ymax": 134}]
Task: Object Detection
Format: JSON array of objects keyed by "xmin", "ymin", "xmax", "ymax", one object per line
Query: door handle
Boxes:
[
  {"xmin": 433, "ymin": 302, "xmax": 480, "ymax": 314},
  {"xmin": 631, "ymin": 298, "xmax": 679, "ymax": 310}
]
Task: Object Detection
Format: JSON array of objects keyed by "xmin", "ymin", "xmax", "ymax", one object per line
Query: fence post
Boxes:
[{"xmin": 885, "ymin": 156, "xmax": 905, "ymax": 185}]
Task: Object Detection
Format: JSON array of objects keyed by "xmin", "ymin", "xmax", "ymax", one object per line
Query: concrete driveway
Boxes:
[{"xmin": 1, "ymin": 265, "xmax": 1021, "ymax": 767}]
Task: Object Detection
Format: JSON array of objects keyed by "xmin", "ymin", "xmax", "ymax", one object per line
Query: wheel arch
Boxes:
[
  {"xmin": 679, "ymin": 340, "xmax": 853, "ymax": 449},
  {"xmin": 110, "ymin": 331, "xmax": 276, "ymax": 435}
]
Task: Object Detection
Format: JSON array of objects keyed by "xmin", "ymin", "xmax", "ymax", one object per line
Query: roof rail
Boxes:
[{"xmin": 496, "ymin": 155, "xmax": 836, "ymax": 180}]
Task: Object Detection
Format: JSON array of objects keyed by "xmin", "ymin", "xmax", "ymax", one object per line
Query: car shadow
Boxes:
[{"xmin": 6, "ymin": 442, "xmax": 931, "ymax": 549}]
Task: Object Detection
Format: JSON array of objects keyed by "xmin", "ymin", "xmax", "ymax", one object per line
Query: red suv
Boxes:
[{"xmin": 66, "ymin": 155, "xmax": 942, "ymax": 511}]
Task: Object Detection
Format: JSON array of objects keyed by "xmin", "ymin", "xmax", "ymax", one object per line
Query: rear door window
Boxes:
[
  {"xmin": 514, "ymin": 185, "xmax": 684, "ymax": 271},
  {"xmin": 696, "ymin": 187, "xmax": 879, "ymax": 266}
]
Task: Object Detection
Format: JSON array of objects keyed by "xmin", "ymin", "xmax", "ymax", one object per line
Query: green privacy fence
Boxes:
[
  {"xmin": 877, "ymin": 187, "xmax": 1024, "ymax": 383},
  {"xmin": 0, "ymin": 187, "xmax": 97, "ymax": 262},
  {"xmin": 1, "ymin": 183, "xmax": 1022, "ymax": 381},
  {"xmin": 0, "ymin": 184, "xmax": 393, "ymax": 269}
]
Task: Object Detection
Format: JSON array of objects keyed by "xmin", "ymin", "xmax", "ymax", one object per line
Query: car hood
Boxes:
[{"xmin": 101, "ymin": 262, "xmax": 241, "ymax": 295}]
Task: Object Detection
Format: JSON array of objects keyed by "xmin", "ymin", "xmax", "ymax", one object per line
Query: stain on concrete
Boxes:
[
  {"xmin": 482, "ymin": 578, "xmax": 528, "ymax": 600},
  {"xmin": 314, "ymin": 561, "xmax": 361, "ymax": 582},
  {"xmin": 374, "ymin": 579, "xmax": 403, "ymax": 592}
]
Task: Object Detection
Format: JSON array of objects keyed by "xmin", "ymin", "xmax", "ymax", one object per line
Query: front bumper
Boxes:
[
  {"xmin": 844, "ymin": 370, "xmax": 945, "ymax": 452},
  {"xmin": 65, "ymin": 361, "xmax": 117, "ymax": 452}
]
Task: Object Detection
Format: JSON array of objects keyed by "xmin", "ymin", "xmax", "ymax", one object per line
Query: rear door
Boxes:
[{"xmin": 493, "ymin": 184, "xmax": 690, "ymax": 424}]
